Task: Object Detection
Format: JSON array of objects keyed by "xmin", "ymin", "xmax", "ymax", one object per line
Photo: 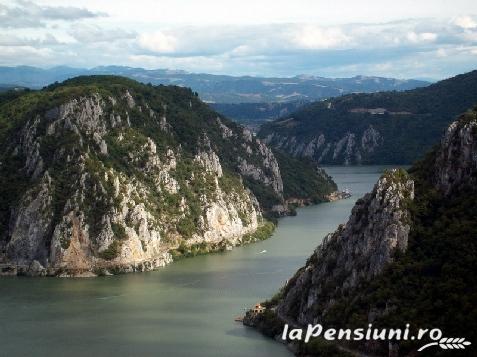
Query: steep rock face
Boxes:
[
  {"xmin": 247, "ymin": 109, "xmax": 477, "ymax": 356},
  {"xmin": 236, "ymin": 127, "xmax": 284, "ymax": 195},
  {"xmin": 277, "ymin": 169, "xmax": 414, "ymax": 324},
  {"xmin": 433, "ymin": 114, "xmax": 477, "ymax": 194},
  {"xmin": 263, "ymin": 125, "xmax": 382, "ymax": 165},
  {"xmin": 1, "ymin": 76, "xmax": 331, "ymax": 276},
  {"xmin": 6, "ymin": 172, "xmax": 54, "ymax": 264}
]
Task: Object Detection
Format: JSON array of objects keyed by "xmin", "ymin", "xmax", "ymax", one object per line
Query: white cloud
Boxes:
[
  {"xmin": 436, "ymin": 48, "xmax": 448, "ymax": 57},
  {"xmin": 229, "ymin": 45, "xmax": 254, "ymax": 57},
  {"xmin": 453, "ymin": 15, "xmax": 477, "ymax": 29},
  {"xmin": 0, "ymin": 33, "xmax": 62, "ymax": 46},
  {"xmin": 406, "ymin": 31, "xmax": 438, "ymax": 43},
  {"xmin": 0, "ymin": 46, "xmax": 55, "ymax": 65},
  {"xmin": 68, "ymin": 24, "xmax": 136, "ymax": 43},
  {"xmin": 31, "ymin": 0, "xmax": 477, "ymax": 27},
  {"xmin": 138, "ymin": 31, "xmax": 178, "ymax": 53},
  {"xmin": 291, "ymin": 25, "xmax": 350, "ymax": 49},
  {"xmin": 0, "ymin": 0, "xmax": 105, "ymax": 28},
  {"xmin": 128, "ymin": 54, "xmax": 225, "ymax": 72},
  {"xmin": 1, "ymin": 1, "xmax": 476, "ymax": 79}
]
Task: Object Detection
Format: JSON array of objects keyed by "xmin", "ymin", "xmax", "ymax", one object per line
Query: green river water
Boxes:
[{"xmin": 0, "ymin": 166, "xmax": 397, "ymax": 357}]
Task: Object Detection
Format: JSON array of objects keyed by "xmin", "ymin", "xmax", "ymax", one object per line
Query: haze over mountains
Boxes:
[{"xmin": 0, "ymin": 66, "xmax": 429, "ymax": 104}]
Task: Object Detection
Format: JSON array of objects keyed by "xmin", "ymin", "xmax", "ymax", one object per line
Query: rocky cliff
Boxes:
[
  {"xmin": 263, "ymin": 125, "xmax": 382, "ymax": 165},
  {"xmin": 276, "ymin": 169, "xmax": 413, "ymax": 325},
  {"xmin": 246, "ymin": 107, "xmax": 477, "ymax": 356},
  {"xmin": 432, "ymin": 113, "xmax": 477, "ymax": 195},
  {"xmin": 0, "ymin": 76, "xmax": 336, "ymax": 277}
]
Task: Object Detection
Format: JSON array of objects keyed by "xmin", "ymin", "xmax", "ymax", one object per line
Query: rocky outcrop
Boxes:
[
  {"xmin": 432, "ymin": 112, "xmax": 477, "ymax": 195},
  {"xmin": 2, "ymin": 78, "xmax": 324, "ymax": 277},
  {"xmin": 263, "ymin": 125, "xmax": 383, "ymax": 165},
  {"xmin": 276, "ymin": 169, "xmax": 413, "ymax": 324},
  {"xmin": 237, "ymin": 128, "xmax": 284, "ymax": 195}
]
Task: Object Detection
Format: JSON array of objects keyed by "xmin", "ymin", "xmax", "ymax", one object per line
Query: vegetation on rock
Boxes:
[{"xmin": 0, "ymin": 75, "xmax": 336, "ymax": 276}]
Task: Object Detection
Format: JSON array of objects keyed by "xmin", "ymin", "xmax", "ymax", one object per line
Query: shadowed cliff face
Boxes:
[
  {"xmin": 0, "ymin": 76, "xmax": 336, "ymax": 277},
  {"xmin": 247, "ymin": 108, "xmax": 477, "ymax": 356},
  {"xmin": 433, "ymin": 113, "xmax": 477, "ymax": 195},
  {"xmin": 277, "ymin": 168, "xmax": 414, "ymax": 325}
]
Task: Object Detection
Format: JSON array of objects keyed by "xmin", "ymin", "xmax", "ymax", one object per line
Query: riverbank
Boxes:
[{"xmin": 0, "ymin": 166, "xmax": 392, "ymax": 357}]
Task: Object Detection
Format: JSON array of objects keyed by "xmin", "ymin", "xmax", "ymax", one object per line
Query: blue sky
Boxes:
[{"xmin": 0, "ymin": 0, "xmax": 476, "ymax": 79}]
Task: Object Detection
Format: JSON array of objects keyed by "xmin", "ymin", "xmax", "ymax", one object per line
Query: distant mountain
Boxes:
[
  {"xmin": 0, "ymin": 84, "xmax": 27, "ymax": 93},
  {"xmin": 260, "ymin": 70, "xmax": 477, "ymax": 165},
  {"xmin": 0, "ymin": 66, "xmax": 429, "ymax": 104},
  {"xmin": 210, "ymin": 101, "xmax": 309, "ymax": 130}
]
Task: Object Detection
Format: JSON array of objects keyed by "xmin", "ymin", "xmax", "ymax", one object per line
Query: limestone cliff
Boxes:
[
  {"xmin": 276, "ymin": 169, "xmax": 414, "ymax": 325},
  {"xmin": 432, "ymin": 114, "xmax": 477, "ymax": 195},
  {"xmin": 0, "ymin": 76, "xmax": 336, "ymax": 277},
  {"xmin": 263, "ymin": 125, "xmax": 382, "ymax": 165},
  {"xmin": 246, "ymin": 108, "xmax": 477, "ymax": 356}
]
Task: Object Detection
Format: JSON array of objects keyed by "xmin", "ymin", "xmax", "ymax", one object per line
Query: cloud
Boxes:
[
  {"xmin": 129, "ymin": 54, "xmax": 226, "ymax": 72},
  {"xmin": 68, "ymin": 24, "xmax": 136, "ymax": 43},
  {"xmin": 138, "ymin": 31, "xmax": 178, "ymax": 53},
  {"xmin": 0, "ymin": 33, "xmax": 62, "ymax": 46},
  {"xmin": 291, "ymin": 25, "xmax": 351, "ymax": 49},
  {"xmin": 0, "ymin": 46, "xmax": 56, "ymax": 66},
  {"xmin": 406, "ymin": 31, "xmax": 438, "ymax": 43},
  {"xmin": 126, "ymin": 17, "xmax": 477, "ymax": 78},
  {"xmin": 1, "ymin": 6, "xmax": 476, "ymax": 80},
  {"xmin": 454, "ymin": 15, "xmax": 477, "ymax": 29},
  {"xmin": 0, "ymin": 0, "xmax": 105, "ymax": 28},
  {"xmin": 134, "ymin": 17, "xmax": 477, "ymax": 60}
]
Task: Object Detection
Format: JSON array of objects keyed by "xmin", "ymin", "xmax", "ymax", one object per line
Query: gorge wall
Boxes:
[
  {"xmin": 0, "ymin": 76, "xmax": 336, "ymax": 277},
  {"xmin": 246, "ymin": 107, "xmax": 477, "ymax": 356}
]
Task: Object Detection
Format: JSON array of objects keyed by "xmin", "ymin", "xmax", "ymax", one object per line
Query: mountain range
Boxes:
[{"xmin": 0, "ymin": 66, "xmax": 429, "ymax": 104}]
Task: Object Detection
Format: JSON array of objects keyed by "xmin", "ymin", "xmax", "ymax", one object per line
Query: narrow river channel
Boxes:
[{"xmin": 0, "ymin": 166, "xmax": 397, "ymax": 357}]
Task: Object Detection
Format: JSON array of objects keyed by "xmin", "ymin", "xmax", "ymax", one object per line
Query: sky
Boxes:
[{"xmin": 0, "ymin": 0, "xmax": 476, "ymax": 79}]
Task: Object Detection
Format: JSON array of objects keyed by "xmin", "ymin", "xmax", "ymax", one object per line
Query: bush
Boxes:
[
  {"xmin": 242, "ymin": 221, "xmax": 276, "ymax": 243},
  {"xmin": 98, "ymin": 240, "xmax": 122, "ymax": 260}
]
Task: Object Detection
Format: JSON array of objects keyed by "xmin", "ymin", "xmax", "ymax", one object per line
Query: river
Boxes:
[{"xmin": 0, "ymin": 166, "xmax": 397, "ymax": 357}]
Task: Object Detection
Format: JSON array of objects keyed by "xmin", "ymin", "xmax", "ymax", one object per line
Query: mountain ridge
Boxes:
[
  {"xmin": 260, "ymin": 69, "xmax": 477, "ymax": 165},
  {"xmin": 0, "ymin": 66, "xmax": 429, "ymax": 104}
]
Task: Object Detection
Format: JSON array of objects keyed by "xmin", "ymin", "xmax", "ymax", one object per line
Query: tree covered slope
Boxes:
[{"xmin": 260, "ymin": 70, "xmax": 477, "ymax": 165}]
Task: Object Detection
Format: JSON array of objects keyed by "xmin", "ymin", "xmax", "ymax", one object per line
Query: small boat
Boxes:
[
  {"xmin": 234, "ymin": 316, "xmax": 244, "ymax": 322},
  {"xmin": 259, "ymin": 250, "xmax": 267, "ymax": 254}
]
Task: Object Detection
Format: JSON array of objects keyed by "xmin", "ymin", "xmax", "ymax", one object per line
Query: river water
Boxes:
[{"xmin": 0, "ymin": 166, "xmax": 396, "ymax": 357}]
